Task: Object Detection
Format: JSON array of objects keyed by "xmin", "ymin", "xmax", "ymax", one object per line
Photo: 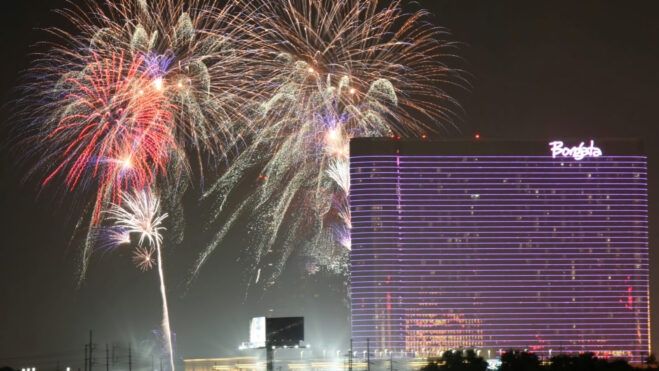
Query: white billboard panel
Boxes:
[{"xmin": 249, "ymin": 316, "xmax": 266, "ymax": 348}]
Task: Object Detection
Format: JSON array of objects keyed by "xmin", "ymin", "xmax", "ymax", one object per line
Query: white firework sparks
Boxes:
[
  {"xmin": 327, "ymin": 158, "xmax": 350, "ymax": 195},
  {"xmin": 192, "ymin": 0, "xmax": 461, "ymax": 289},
  {"xmin": 133, "ymin": 246, "xmax": 156, "ymax": 272},
  {"xmin": 108, "ymin": 190, "xmax": 168, "ymax": 248},
  {"xmin": 107, "ymin": 190, "xmax": 174, "ymax": 371}
]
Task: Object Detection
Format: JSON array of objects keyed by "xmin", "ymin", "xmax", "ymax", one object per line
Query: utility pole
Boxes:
[
  {"xmin": 366, "ymin": 338, "xmax": 370, "ymax": 371},
  {"xmin": 89, "ymin": 330, "xmax": 94, "ymax": 371},
  {"xmin": 128, "ymin": 345, "xmax": 132, "ymax": 371},
  {"xmin": 106, "ymin": 344, "xmax": 109, "ymax": 371},
  {"xmin": 390, "ymin": 351, "xmax": 393, "ymax": 371},
  {"xmin": 348, "ymin": 339, "xmax": 353, "ymax": 371},
  {"xmin": 159, "ymin": 357, "xmax": 163, "ymax": 371},
  {"xmin": 111, "ymin": 344, "xmax": 119, "ymax": 366},
  {"xmin": 84, "ymin": 345, "xmax": 88, "ymax": 371},
  {"xmin": 266, "ymin": 345, "xmax": 274, "ymax": 371}
]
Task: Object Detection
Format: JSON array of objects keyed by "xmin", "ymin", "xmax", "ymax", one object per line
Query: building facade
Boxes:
[{"xmin": 349, "ymin": 138, "xmax": 650, "ymax": 362}]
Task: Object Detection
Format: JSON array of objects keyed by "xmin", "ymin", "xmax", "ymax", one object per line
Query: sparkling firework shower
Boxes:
[
  {"xmin": 20, "ymin": 0, "xmax": 262, "ymax": 284},
  {"xmin": 39, "ymin": 52, "xmax": 175, "ymax": 224},
  {"xmin": 84, "ymin": 0, "xmax": 261, "ymax": 164},
  {"xmin": 107, "ymin": 190, "xmax": 174, "ymax": 371},
  {"xmin": 17, "ymin": 0, "xmax": 461, "ymax": 299},
  {"xmin": 193, "ymin": 0, "xmax": 462, "ymax": 289}
]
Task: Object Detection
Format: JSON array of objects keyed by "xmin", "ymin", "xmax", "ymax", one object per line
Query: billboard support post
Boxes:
[
  {"xmin": 266, "ymin": 345, "xmax": 274, "ymax": 371},
  {"xmin": 246, "ymin": 316, "xmax": 304, "ymax": 371}
]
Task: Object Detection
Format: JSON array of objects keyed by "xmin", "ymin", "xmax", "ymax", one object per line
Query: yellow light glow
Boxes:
[
  {"xmin": 122, "ymin": 157, "xmax": 132, "ymax": 169},
  {"xmin": 154, "ymin": 77, "xmax": 164, "ymax": 90},
  {"xmin": 326, "ymin": 128, "xmax": 340, "ymax": 142}
]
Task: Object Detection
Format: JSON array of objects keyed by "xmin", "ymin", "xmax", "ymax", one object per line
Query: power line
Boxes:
[{"xmin": 0, "ymin": 350, "xmax": 81, "ymax": 361}]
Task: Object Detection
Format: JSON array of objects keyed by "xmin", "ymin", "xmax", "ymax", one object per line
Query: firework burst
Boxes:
[
  {"xmin": 39, "ymin": 51, "xmax": 175, "ymax": 224},
  {"xmin": 19, "ymin": 0, "xmax": 265, "ymax": 284},
  {"xmin": 78, "ymin": 0, "xmax": 262, "ymax": 168},
  {"xmin": 108, "ymin": 189, "xmax": 168, "ymax": 246},
  {"xmin": 194, "ymin": 0, "xmax": 462, "ymax": 288},
  {"xmin": 17, "ymin": 0, "xmax": 462, "ymax": 303},
  {"xmin": 133, "ymin": 246, "xmax": 156, "ymax": 271},
  {"xmin": 107, "ymin": 189, "xmax": 174, "ymax": 371},
  {"xmin": 92, "ymin": 226, "xmax": 131, "ymax": 254}
]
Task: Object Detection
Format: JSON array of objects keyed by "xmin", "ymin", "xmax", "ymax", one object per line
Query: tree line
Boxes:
[{"xmin": 420, "ymin": 349, "xmax": 658, "ymax": 371}]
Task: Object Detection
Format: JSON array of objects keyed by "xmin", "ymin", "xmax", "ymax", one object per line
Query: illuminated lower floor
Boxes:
[{"xmin": 183, "ymin": 355, "xmax": 501, "ymax": 371}]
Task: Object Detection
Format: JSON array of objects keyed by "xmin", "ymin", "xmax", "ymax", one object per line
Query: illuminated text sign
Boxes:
[{"xmin": 549, "ymin": 140, "xmax": 602, "ymax": 160}]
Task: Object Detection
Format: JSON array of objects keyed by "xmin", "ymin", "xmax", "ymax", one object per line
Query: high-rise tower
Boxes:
[{"xmin": 349, "ymin": 138, "xmax": 650, "ymax": 362}]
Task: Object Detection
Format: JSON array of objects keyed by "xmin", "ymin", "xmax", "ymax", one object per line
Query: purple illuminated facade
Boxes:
[{"xmin": 349, "ymin": 138, "xmax": 650, "ymax": 362}]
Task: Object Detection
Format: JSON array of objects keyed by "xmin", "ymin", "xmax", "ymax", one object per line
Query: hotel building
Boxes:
[{"xmin": 349, "ymin": 138, "xmax": 650, "ymax": 362}]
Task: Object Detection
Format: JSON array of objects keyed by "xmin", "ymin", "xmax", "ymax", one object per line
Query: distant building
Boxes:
[
  {"xmin": 184, "ymin": 357, "xmax": 262, "ymax": 371},
  {"xmin": 183, "ymin": 356, "xmax": 371, "ymax": 371},
  {"xmin": 349, "ymin": 138, "xmax": 650, "ymax": 362}
]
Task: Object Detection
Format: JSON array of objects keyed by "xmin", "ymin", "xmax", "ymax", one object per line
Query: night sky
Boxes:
[{"xmin": 1, "ymin": 0, "xmax": 657, "ymax": 369}]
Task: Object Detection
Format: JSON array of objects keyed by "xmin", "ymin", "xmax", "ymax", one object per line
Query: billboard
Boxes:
[
  {"xmin": 249, "ymin": 317, "xmax": 266, "ymax": 348},
  {"xmin": 248, "ymin": 316, "xmax": 304, "ymax": 348},
  {"xmin": 265, "ymin": 317, "xmax": 304, "ymax": 347}
]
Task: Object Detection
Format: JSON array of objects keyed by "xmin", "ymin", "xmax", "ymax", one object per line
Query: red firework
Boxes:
[{"xmin": 42, "ymin": 52, "xmax": 176, "ymax": 223}]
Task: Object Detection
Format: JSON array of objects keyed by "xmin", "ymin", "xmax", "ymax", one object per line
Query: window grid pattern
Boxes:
[{"xmin": 349, "ymin": 155, "xmax": 649, "ymax": 362}]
